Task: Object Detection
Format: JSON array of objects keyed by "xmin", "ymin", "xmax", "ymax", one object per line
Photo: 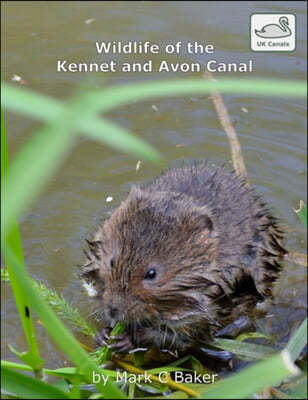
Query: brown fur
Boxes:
[{"xmin": 81, "ymin": 161, "xmax": 286, "ymax": 350}]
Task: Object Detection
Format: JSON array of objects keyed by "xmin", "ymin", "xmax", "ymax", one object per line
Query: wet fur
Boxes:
[{"xmin": 81, "ymin": 161, "xmax": 286, "ymax": 350}]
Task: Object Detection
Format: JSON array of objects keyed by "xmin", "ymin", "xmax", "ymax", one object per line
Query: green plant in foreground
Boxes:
[
  {"xmin": 1, "ymin": 78, "xmax": 307, "ymax": 398},
  {"xmin": 294, "ymin": 200, "xmax": 307, "ymax": 228},
  {"xmin": 2, "ymin": 78, "xmax": 306, "ymax": 234},
  {"xmin": 35, "ymin": 281, "xmax": 97, "ymax": 339},
  {"xmin": 1, "ymin": 110, "xmax": 44, "ymax": 376}
]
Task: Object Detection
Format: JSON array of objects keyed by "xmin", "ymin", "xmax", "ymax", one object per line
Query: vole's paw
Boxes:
[
  {"xmin": 95, "ymin": 328, "xmax": 142, "ymax": 353},
  {"xmin": 214, "ymin": 316, "xmax": 255, "ymax": 339},
  {"xmin": 95, "ymin": 327, "xmax": 112, "ymax": 347},
  {"xmin": 108, "ymin": 331, "xmax": 135, "ymax": 353}
]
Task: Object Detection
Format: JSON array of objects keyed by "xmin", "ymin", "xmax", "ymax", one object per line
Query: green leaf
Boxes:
[
  {"xmin": 2, "ymin": 78, "xmax": 306, "ymax": 233},
  {"xmin": 35, "ymin": 281, "xmax": 97, "ymax": 338},
  {"xmin": 133, "ymin": 351, "xmax": 145, "ymax": 368},
  {"xmin": 1, "ymin": 365, "xmax": 70, "ymax": 399},
  {"xmin": 82, "ymin": 116, "xmax": 163, "ymax": 162},
  {"xmin": 166, "ymin": 390, "xmax": 189, "ymax": 398},
  {"xmin": 81, "ymin": 78, "xmax": 307, "ymax": 114},
  {"xmin": 4, "ymin": 274, "xmax": 97, "ymax": 338},
  {"xmin": 294, "ymin": 201, "xmax": 307, "ymax": 227},
  {"xmin": 202, "ymin": 350, "xmax": 299, "ymax": 399},
  {"xmin": 1, "ymin": 108, "xmax": 44, "ymax": 373},
  {"xmin": 2, "ymin": 82, "xmax": 162, "ymax": 162},
  {"xmin": 2, "ymin": 97, "xmax": 81, "ymax": 234},
  {"xmin": 1, "ymin": 268, "xmax": 9, "ymax": 281},
  {"xmin": 2, "ymin": 82, "xmax": 63, "ymax": 120},
  {"xmin": 235, "ymin": 331, "xmax": 271, "ymax": 342},
  {"xmin": 285, "ymin": 318, "xmax": 307, "ymax": 362},
  {"xmin": 213, "ymin": 338, "xmax": 275, "ymax": 360},
  {"xmin": 146, "ymin": 366, "xmax": 190, "ymax": 375},
  {"xmin": 8, "ymin": 345, "xmax": 44, "ymax": 373},
  {"xmin": 4, "ymin": 248, "xmax": 126, "ymax": 398},
  {"xmin": 2, "ymin": 89, "xmax": 162, "ymax": 234},
  {"xmin": 1, "ymin": 360, "xmax": 119, "ymax": 381},
  {"xmin": 283, "ymin": 375, "xmax": 308, "ymax": 399},
  {"xmin": 91, "ymin": 321, "xmax": 126, "ymax": 364}
]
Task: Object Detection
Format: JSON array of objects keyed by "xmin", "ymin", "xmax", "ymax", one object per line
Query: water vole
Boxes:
[{"xmin": 81, "ymin": 161, "xmax": 286, "ymax": 352}]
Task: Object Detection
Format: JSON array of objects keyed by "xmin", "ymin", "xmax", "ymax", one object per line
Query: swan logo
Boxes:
[{"xmin": 250, "ymin": 14, "xmax": 296, "ymax": 52}]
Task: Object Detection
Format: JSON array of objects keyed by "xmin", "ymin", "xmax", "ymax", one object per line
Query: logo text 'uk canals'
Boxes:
[{"xmin": 250, "ymin": 14, "xmax": 296, "ymax": 52}]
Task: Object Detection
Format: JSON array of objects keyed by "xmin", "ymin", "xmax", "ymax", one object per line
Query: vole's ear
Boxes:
[
  {"xmin": 177, "ymin": 204, "xmax": 214, "ymax": 232},
  {"xmin": 176, "ymin": 206, "xmax": 218, "ymax": 260},
  {"xmin": 79, "ymin": 258, "xmax": 100, "ymax": 282},
  {"xmin": 191, "ymin": 211, "xmax": 214, "ymax": 231}
]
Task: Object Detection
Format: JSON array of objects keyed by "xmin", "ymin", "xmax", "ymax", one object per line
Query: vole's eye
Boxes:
[{"xmin": 144, "ymin": 268, "xmax": 156, "ymax": 280}]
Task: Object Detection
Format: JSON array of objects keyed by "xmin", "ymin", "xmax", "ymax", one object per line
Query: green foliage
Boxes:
[
  {"xmin": 90, "ymin": 322, "xmax": 126, "ymax": 364},
  {"xmin": 201, "ymin": 350, "xmax": 300, "ymax": 399},
  {"xmin": 294, "ymin": 200, "xmax": 307, "ymax": 227},
  {"xmin": 1, "ymin": 109, "xmax": 44, "ymax": 374},
  {"xmin": 213, "ymin": 338, "xmax": 275, "ymax": 361},
  {"xmin": 1, "ymin": 268, "xmax": 9, "ymax": 281},
  {"xmin": 3, "ymin": 271, "xmax": 96, "ymax": 337},
  {"xmin": 2, "ymin": 78, "xmax": 306, "ymax": 233},
  {"xmin": 1, "ymin": 366, "xmax": 70, "ymax": 399},
  {"xmin": 35, "ymin": 281, "xmax": 97, "ymax": 338},
  {"xmin": 286, "ymin": 318, "xmax": 307, "ymax": 362},
  {"xmin": 1, "ymin": 78, "xmax": 307, "ymax": 398},
  {"xmin": 4, "ymin": 248, "xmax": 126, "ymax": 398}
]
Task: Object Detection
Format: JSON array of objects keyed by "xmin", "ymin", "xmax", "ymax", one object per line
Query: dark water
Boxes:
[{"xmin": 1, "ymin": 1, "xmax": 306, "ymax": 369}]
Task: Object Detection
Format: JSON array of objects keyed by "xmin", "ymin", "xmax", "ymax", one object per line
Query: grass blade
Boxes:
[
  {"xmin": 3, "ymin": 78, "xmax": 306, "ymax": 230},
  {"xmin": 2, "ymin": 83, "xmax": 62, "ymax": 120},
  {"xmin": 212, "ymin": 338, "xmax": 275, "ymax": 361},
  {"xmin": 285, "ymin": 318, "xmax": 307, "ymax": 362},
  {"xmin": 4, "ymin": 247, "xmax": 126, "ymax": 398},
  {"xmin": 82, "ymin": 116, "xmax": 163, "ymax": 162},
  {"xmin": 2, "ymin": 91, "xmax": 99, "ymax": 233},
  {"xmin": 2, "ymin": 121, "xmax": 76, "ymax": 235},
  {"xmin": 202, "ymin": 350, "xmax": 299, "ymax": 399},
  {"xmin": 294, "ymin": 200, "xmax": 307, "ymax": 227},
  {"xmin": 1, "ymin": 366, "xmax": 70, "ymax": 399},
  {"xmin": 2, "ymin": 83, "xmax": 162, "ymax": 161},
  {"xmin": 1, "ymin": 109, "xmax": 43, "ymax": 372},
  {"xmin": 81, "ymin": 78, "xmax": 307, "ymax": 114}
]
